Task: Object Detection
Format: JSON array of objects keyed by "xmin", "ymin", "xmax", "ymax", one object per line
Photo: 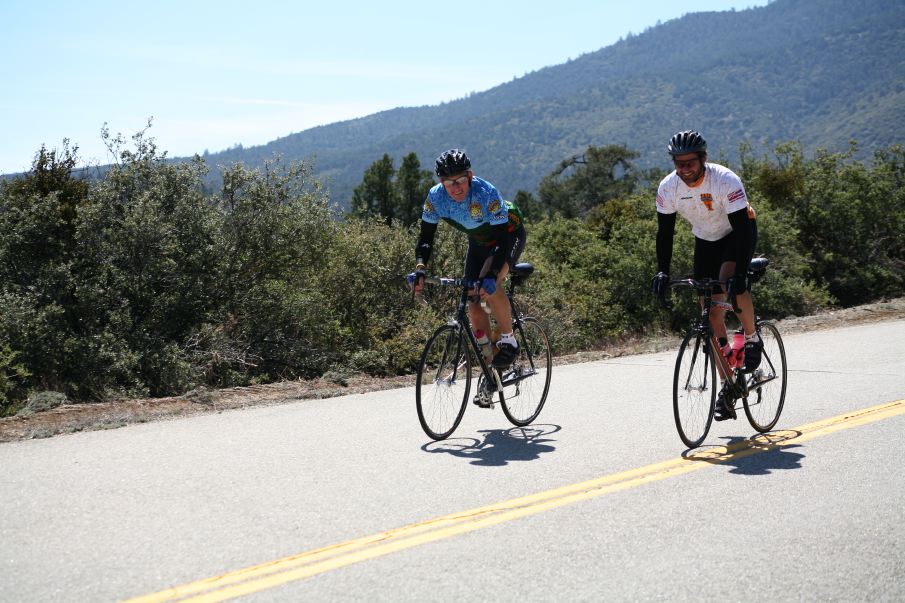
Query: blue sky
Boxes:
[{"xmin": 1, "ymin": 0, "xmax": 770, "ymax": 174}]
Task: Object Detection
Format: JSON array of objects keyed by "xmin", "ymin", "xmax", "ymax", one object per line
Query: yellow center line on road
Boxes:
[{"xmin": 125, "ymin": 399, "xmax": 905, "ymax": 603}]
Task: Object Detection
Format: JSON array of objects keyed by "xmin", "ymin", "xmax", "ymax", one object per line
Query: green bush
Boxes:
[
  {"xmin": 743, "ymin": 142, "xmax": 905, "ymax": 306},
  {"xmin": 18, "ymin": 391, "xmax": 67, "ymax": 416},
  {"xmin": 0, "ymin": 136, "xmax": 901, "ymax": 414},
  {"xmin": 0, "ymin": 344, "xmax": 30, "ymax": 415}
]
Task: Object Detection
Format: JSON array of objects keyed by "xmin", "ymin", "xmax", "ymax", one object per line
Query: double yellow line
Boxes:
[{"xmin": 126, "ymin": 399, "xmax": 905, "ymax": 603}]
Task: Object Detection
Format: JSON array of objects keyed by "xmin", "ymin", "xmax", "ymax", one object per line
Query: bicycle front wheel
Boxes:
[
  {"xmin": 743, "ymin": 320, "xmax": 787, "ymax": 432},
  {"xmin": 501, "ymin": 317, "xmax": 552, "ymax": 427},
  {"xmin": 416, "ymin": 325, "xmax": 472, "ymax": 440},
  {"xmin": 673, "ymin": 331, "xmax": 717, "ymax": 448}
]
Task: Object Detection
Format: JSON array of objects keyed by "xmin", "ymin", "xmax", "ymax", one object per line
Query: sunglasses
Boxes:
[
  {"xmin": 673, "ymin": 158, "xmax": 701, "ymax": 170},
  {"xmin": 441, "ymin": 175, "xmax": 469, "ymax": 187}
]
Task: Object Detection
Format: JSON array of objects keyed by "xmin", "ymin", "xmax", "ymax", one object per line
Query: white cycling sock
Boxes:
[
  {"xmin": 499, "ymin": 332, "xmax": 518, "ymax": 347},
  {"xmin": 745, "ymin": 332, "xmax": 760, "ymax": 343}
]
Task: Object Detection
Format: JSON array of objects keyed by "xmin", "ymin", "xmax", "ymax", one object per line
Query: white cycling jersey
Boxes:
[{"xmin": 656, "ymin": 162, "xmax": 753, "ymax": 241}]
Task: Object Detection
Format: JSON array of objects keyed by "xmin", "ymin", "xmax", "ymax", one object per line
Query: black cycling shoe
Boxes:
[
  {"xmin": 492, "ymin": 342, "xmax": 518, "ymax": 368},
  {"xmin": 744, "ymin": 338, "xmax": 763, "ymax": 372},
  {"xmin": 714, "ymin": 388, "xmax": 737, "ymax": 421},
  {"xmin": 472, "ymin": 396, "xmax": 493, "ymax": 408}
]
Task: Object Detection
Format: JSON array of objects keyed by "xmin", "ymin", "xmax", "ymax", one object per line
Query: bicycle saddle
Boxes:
[
  {"xmin": 509, "ymin": 262, "xmax": 535, "ymax": 286},
  {"xmin": 747, "ymin": 257, "xmax": 769, "ymax": 282}
]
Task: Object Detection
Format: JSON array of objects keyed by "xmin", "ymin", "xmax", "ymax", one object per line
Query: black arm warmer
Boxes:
[
  {"xmin": 415, "ymin": 220, "xmax": 437, "ymax": 264},
  {"xmin": 489, "ymin": 223, "xmax": 512, "ymax": 275},
  {"xmin": 656, "ymin": 212, "xmax": 677, "ymax": 274},
  {"xmin": 727, "ymin": 207, "xmax": 754, "ymax": 278}
]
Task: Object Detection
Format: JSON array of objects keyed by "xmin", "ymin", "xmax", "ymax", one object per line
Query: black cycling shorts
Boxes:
[
  {"xmin": 464, "ymin": 227, "xmax": 526, "ymax": 282},
  {"xmin": 693, "ymin": 220, "xmax": 758, "ymax": 280}
]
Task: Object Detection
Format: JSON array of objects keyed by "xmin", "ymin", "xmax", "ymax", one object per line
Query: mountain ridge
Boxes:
[{"xmin": 180, "ymin": 0, "xmax": 905, "ymax": 205}]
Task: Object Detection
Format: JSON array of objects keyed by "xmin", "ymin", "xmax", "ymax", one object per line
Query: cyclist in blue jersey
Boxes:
[{"xmin": 413, "ymin": 149, "xmax": 527, "ymax": 368}]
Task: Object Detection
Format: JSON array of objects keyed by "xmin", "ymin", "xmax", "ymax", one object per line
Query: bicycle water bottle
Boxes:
[
  {"xmin": 475, "ymin": 330, "xmax": 493, "ymax": 361},
  {"xmin": 721, "ymin": 342, "xmax": 733, "ymax": 364},
  {"xmin": 730, "ymin": 330, "xmax": 746, "ymax": 369}
]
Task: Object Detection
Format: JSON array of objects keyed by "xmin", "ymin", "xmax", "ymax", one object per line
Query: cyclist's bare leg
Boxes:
[
  {"xmin": 733, "ymin": 291, "xmax": 755, "ymax": 333},
  {"xmin": 468, "ymin": 292, "xmax": 491, "ymax": 337},
  {"xmin": 718, "ymin": 261, "xmax": 756, "ymax": 336},
  {"xmin": 706, "ymin": 297, "xmax": 730, "ymax": 342},
  {"xmin": 486, "ymin": 264, "xmax": 513, "ymax": 332},
  {"xmin": 469, "ymin": 264, "xmax": 514, "ymax": 338},
  {"xmin": 713, "ymin": 261, "xmax": 756, "ymax": 398},
  {"xmin": 705, "ymin": 297, "xmax": 730, "ymax": 381}
]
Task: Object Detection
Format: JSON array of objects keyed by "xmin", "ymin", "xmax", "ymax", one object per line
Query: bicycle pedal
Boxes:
[{"xmin": 472, "ymin": 397, "xmax": 494, "ymax": 409}]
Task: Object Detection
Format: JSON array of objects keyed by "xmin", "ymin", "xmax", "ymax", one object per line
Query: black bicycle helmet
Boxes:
[
  {"xmin": 435, "ymin": 149, "xmax": 471, "ymax": 177},
  {"xmin": 667, "ymin": 130, "xmax": 707, "ymax": 156}
]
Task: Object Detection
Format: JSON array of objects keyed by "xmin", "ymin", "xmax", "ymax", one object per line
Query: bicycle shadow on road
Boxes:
[
  {"xmin": 421, "ymin": 424, "xmax": 561, "ymax": 466},
  {"xmin": 683, "ymin": 430, "xmax": 806, "ymax": 476}
]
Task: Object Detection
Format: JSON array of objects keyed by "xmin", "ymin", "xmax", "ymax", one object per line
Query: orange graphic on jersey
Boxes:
[
  {"xmin": 469, "ymin": 203, "xmax": 483, "ymax": 220},
  {"xmin": 700, "ymin": 193, "xmax": 714, "ymax": 211}
]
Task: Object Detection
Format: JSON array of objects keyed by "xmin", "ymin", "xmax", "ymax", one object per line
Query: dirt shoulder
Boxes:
[{"xmin": 3, "ymin": 297, "xmax": 904, "ymax": 443}]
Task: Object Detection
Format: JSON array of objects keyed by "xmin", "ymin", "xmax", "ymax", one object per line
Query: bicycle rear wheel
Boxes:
[
  {"xmin": 416, "ymin": 325, "xmax": 471, "ymax": 440},
  {"xmin": 673, "ymin": 331, "xmax": 717, "ymax": 448},
  {"xmin": 743, "ymin": 320, "xmax": 787, "ymax": 432},
  {"xmin": 501, "ymin": 317, "xmax": 551, "ymax": 426}
]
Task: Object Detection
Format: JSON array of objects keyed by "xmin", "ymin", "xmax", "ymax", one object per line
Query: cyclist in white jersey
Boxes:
[
  {"xmin": 651, "ymin": 130, "xmax": 762, "ymax": 421},
  {"xmin": 412, "ymin": 149, "xmax": 526, "ymax": 368}
]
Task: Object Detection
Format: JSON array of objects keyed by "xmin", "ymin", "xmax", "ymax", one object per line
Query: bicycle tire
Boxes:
[
  {"xmin": 673, "ymin": 331, "xmax": 717, "ymax": 448},
  {"xmin": 500, "ymin": 317, "xmax": 551, "ymax": 426},
  {"xmin": 416, "ymin": 325, "xmax": 471, "ymax": 440},
  {"xmin": 743, "ymin": 320, "xmax": 787, "ymax": 432}
]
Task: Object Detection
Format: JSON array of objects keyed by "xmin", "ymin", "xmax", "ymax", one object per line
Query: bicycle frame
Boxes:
[
  {"xmin": 678, "ymin": 286, "xmax": 779, "ymax": 393},
  {"xmin": 668, "ymin": 256, "xmax": 786, "ymax": 446},
  {"xmin": 421, "ymin": 275, "xmax": 540, "ymax": 393},
  {"xmin": 675, "ymin": 279, "xmax": 748, "ymax": 402},
  {"xmin": 413, "ymin": 265, "xmax": 551, "ymax": 439}
]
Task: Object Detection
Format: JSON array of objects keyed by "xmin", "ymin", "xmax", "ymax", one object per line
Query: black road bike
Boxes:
[
  {"xmin": 413, "ymin": 263, "xmax": 552, "ymax": 440},
  {"xmin": 669, "ymin": 258, "xmax": 788, "ymax": 448}
]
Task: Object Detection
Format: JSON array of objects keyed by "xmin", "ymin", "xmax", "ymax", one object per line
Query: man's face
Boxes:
[
  {"xmin": 440, "ymin": 171, "xmax": 471, "ymax": 202},
  {"xmin": 673, "ymin": 153, "xmax": 705, "ymax": 185}
]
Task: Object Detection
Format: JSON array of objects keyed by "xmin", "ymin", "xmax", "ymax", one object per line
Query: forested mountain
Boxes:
[{"xmin": 197, "ymin": 0, "xmax": 905, "ymax": 207}]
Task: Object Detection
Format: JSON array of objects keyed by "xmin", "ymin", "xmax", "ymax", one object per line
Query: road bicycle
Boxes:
[
  {"xmin": 410, "ymin": 263, "xmax": 552, "ymax": 440},
  {"xmin": 668, "ymin": 257, "xmax": 787, "ymax": 448}
]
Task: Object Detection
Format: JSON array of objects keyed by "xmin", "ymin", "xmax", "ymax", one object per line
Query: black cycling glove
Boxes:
[{"xmin": 651, "ymin": 272, "xmax": 670, "ymax": 307}]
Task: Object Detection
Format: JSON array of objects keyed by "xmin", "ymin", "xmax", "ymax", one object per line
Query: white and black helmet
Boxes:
[
  {"xmin": 667, "ymin": 130, "xmax": 707, "ymax": 156},
  {"xmin": 435, "ymin": 149, "xmax": 471, "ymax": 177}
]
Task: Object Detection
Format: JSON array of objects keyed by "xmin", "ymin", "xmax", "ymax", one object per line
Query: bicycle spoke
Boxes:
[
  {"xmin": 674, "ymin": 333, "xmax": 716, "ymax": 448},
  {"xmin": 416, "ymin": 326, "xmax": 471, "ymax": 440},
  {"xmin": 743, "ymin": 321, "xmax": 787, "ymax": 432},
  {"xmin": 501, "ymin": 318, "xmax": 551, "ymax": 427}
]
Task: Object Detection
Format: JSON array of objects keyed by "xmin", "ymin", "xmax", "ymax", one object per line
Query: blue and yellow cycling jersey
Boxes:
[{"xmin": 421, "ymin": 176, "xmax": 523, "ymax": 246}]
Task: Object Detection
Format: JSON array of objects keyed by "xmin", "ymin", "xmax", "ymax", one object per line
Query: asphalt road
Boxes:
[{"xmin": 1, "ymin": 319, "xmax": 903, "ymax": 602}]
